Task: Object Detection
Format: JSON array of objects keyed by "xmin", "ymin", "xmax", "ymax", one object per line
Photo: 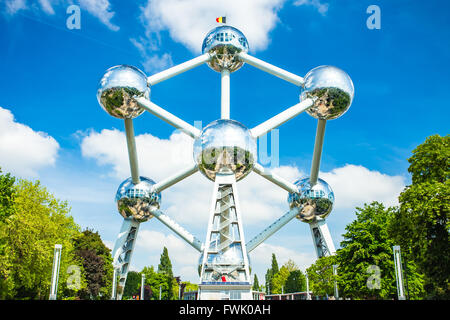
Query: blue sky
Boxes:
[{"xmin": 0, "ymin": 0, "xmax": 449, "ymax": 284}]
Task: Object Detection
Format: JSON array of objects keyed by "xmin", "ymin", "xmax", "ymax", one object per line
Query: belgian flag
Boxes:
[{"xmin": 216, "ymin": 16, "xmax": 226, "ymax": 24}]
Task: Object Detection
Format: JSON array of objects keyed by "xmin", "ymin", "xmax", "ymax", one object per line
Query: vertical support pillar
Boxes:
[
  {"xmin": 124, "ymin": 118, "xmax": 140, "ymax": 185},
  {"xmin": 309, "ymin": 218, "xmax": 336, "ymax": 258},
  {"xmin": 140, "ymin": 273, "xmax": 146, "ymax": 300},
  {"xmin": 221, "ymin": 69, "xmax": 230, "ymax": 119},
  {"xmin": 49, "ymin": 244, "xmax": 62, "ymax": 300},
  {"xmin": 310, "ymin": 119, "xmax": 326, "ymax": 186},
  {"xmin": 111, "ymin": 267, "xmax": 118, "ymax": 300},
  {"xmin": 305, "ymin": 272, "xmax": 311, "ymax": 300},
  {"xmin": 198, "ymin": 173, "xmax": 252, "ymax": 300},
  {"xmin": 393, "ymin": 245, "xmax": 406, "ymax": 300},
  {"xmin": 111, "ymin": 218, "xmax": 140, "ymax": 300},
  {"xmin": 332, "ymin": 264, "xmax": 339, "ymax": 299}
]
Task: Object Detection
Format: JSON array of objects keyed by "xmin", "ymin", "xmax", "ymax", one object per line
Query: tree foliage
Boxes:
[
  {"xmin": 0, "ymin": 179, "xmax": 84, "ymax": 299},
  {"xmin": 123, "ymin": 271, "xmax": 141, "ymax": 299},
  {"xmin": 73, "ymin": 229, "xmax": 113, "ymax": 299},
  {"xmin": 252, "ymin": 274, "xmax": 260, "ymax": 291},
  {"xmin": 390, "ymin": 134, "xmax": 449, "ymax": 299},
  {"xmin": 285, "ymin": 270, "xmax": 306, "ymax": 293},
  {"xmin": 307, "ymin": 255, "xmax": 337, "ymax": 298}
]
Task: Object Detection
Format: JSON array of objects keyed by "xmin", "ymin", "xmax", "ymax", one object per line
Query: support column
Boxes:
[
  {"xmin": 393, "ymin": 245, "xmax": 406, "ymax": 300},
  {"xmin": 198, "ymin": 173, "xmax": 252, "ymax": 300},
  {"xmin": 111, "ymin": 218, "xmax": 140, "ymax": 300},
  {"xmin": 309, "ymin": 218, "xmax": 336, "ymax": 258},
  {"xmin": 49, "ymin": 244, "xmax": 62, "ymax": 300},
  {"xmin": 221, "ymin": 69, "xmax": 230, "ymax": 119}
]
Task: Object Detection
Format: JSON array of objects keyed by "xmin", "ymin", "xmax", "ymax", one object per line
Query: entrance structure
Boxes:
[{"xmin": 97, "ymin": 25, "xmax": 354, "ymax": 300}]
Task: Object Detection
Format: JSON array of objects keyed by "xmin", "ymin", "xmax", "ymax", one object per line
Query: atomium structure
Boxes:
[{"xmin": 98, "ymin": 25, "xmax": 354, "ymax": 300}]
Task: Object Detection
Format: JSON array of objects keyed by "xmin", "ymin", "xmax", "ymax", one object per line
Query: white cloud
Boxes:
[
  {"xmin": 0, "ymin": 107, "xmax": 60, "ymax": 177},
  {"xmin": 78, "ymin": 0, "xmax": 119, "ymax": 31},
  {"xmin": 139, "ymin": 0, "xmax": 287, "ymax": 54},
  {"xmin": 251, "ymin": 242, "xmax": 315, "ymax": 271},
  {"xmin": 4, "ymin": 0, "xmax": 119, "ymax": 31},
  {"xmin": 321, "ymin": 164, "xmax": 405, "ymax": 209},
  {"xmin": 136, "ymin": 229, "xmax": 200, "ymax": 279},
  {"xmin": 5, "ymin": 0, "xmax": 27, "ymax": 14},
  {"xmin": 130, "ymin": 37, "xmax": 173, "ymax": 74},
  {"xmin": 293, "ymin": 0, "xmax": 329, "ymax": 16}
]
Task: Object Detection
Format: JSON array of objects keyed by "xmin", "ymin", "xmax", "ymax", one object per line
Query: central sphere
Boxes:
[
  {"xmin": 115, "ymin": 176, "xmax": 161, "ymax": 222},
  {"xmin": 202, "ymin": 26, "xmax": 249, "ymax": 73},
  {"xmin": 193, "ymin": 119, "xmax": 257, "ymax": 181}
]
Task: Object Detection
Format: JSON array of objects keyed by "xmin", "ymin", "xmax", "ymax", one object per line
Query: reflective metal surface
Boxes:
[
  {"xmin": 97, "ymin": 65, "xmax": 150, "ymax": 119},
  {"xmin": 115, "ymin": 176, "xmax": 161, "ymax": 222},
  {"xmin": 300, "ymin": 66, "xmax": 354, "ymax": 120},
  {"xmin": 288, "ymin": 177, "xmax": 334, "ymax": 223},
  {"xmin": 202, "ymin": 26, "xmax": 249, "ymax": 72},
  {"xmin": 193, "ymin": 119, "xmax": 257, "ymax": 181},
  {"xmin": 198, "ymin": 244, "xmax": 251, "ymax": 280}
]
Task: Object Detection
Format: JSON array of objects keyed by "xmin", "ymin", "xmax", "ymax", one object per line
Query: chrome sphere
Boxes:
[
  {"xmin": 300, "ymin": 66, "xmax": 354, "ymax": 120},
  {"xmin": 288, "ymin": 177, "xmax": 334, "ymax": 223},
  {"xmin": 202, "ymin": 26, "xmax": 249, "ymax": 72},
  {"xmin": 97, "ymin": 65, "xmax": 149, "ymax": 119},
  {"xmin": 193, "ymin": 119, "xmax": 257, "ymax": 182},
  {"xmin": 115, "ymin": 176, "xmax": 161, "ymax": 222}
]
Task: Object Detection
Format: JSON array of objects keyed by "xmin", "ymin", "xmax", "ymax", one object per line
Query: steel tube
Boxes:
[
  {"xmin": 253, "ymin": 163, "xmax": 299, "ymax": 194},
  {"xmin": 152, "ymin": 164, "xmax": 198, "ymax": 193},
  {"xmin": 246, "ymin": 207, "xmax": 300, "ymax": 253},
  {"xmin": 136, "ymin": 97, "xmax": 201, "ymax": 138},
  {"xmin": 239, "ymin": 52, "xmax": 304, "ymax": 86},
  {"xmin": 250, "ymin": 99, "xmax": 313, "ymax": 138},
  {"xmin": 310, "ymin": 119, "xmax": 327, "ymax": 186},
  {"xmin": 147, "ymin": 53, "xmax": 211, "ymax": 86},
  {"xmin": 221, "ymin": 69, "xmax": 230, "ymax": 119},
  {"xmin": 124, "ymin": 118, "xmax": 140, "ymax": 184},
  {"xmin": 152, "ymin": 210, "xmax": 203, "ymax": 252}
]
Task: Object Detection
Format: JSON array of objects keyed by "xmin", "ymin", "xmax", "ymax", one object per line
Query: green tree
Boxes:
[
  {"xmin": 306, "ymin": 255, "xmax": 337, "ymax": 298},
  {"xmin": 264, "ymin": 268, "xmax": 273, "ymax": 294},
  {"xmin": 158, "ymin": 247, "xmax": 173, "ymax": 278},
  {"xmin": 123, "ymin": 271, "xmax": 141, "ymax": 299},
  {"xmin": 285, "ymin": 270, "xmax": 306, "ymax": 293},
  {"xmin": 0, "ymin": 179, "xmax": 84, "ymax": 299},
  {"xmin": 141, "ymin": 266, "xmax": 171, "ymax": 300},
  {"xmin": 73, "ymin": 229, "xmax": 113, "ymax": 299},
  {"xmin": 157, "ymin": 247, "xmax": 175, "ymax": 299},
  {"xmin": 271, "ymin": 253, "xmax": 279, "ymax": 275},
  {"xmin": 389, "ymin": 134, "xmax": 449, "ymax": 299},
  {"xmin": 271, "ymin": 266, "xmax": 290, "ymax": 294},
  {"xmin": 252, "ymin": 274, "xmax": 260, "ymax": 291},
  {"xmin": 337, "ymin": 202, "xmax": 424, "ymax": 299},
  {"xmin": 0, "ymin": 168, "xmax": 16, "ymax": 294},
  {"xmin": 0, "ymin": 168, "xmax": 15, "ymax": 223}
]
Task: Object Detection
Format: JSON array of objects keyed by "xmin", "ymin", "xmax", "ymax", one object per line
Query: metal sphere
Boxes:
[
  {"xmin": 115, "ymin": 176, "xmax": 161, "ymax": 222},
  {"xmin": 300, "ymin": 66, "xmax": 354, "ymax": 120},
  {"xmin": 97, "ymin": 65, "xmax": 149, "ymax": 119},
  {"xmin": 202, "ymin": 26, "xmax": 249, "ymax": 72},
  {"xmin": 288, "ymin": 177, "xmax": 334, "ymax": 223},
  {"xmin": 193, "ymin": 119, "xmax": 257, "ymax": 182}
]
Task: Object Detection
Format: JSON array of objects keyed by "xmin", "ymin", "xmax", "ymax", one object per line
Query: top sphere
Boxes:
[
  {"xmin": 193, "ymin": 119, "xmax": 257, "ymax": 182},
  {"xmin": 300, "ymin": 66, "xmax": 354, "ymax": 120},
  {"xmin": 97, "ymin": 65, "xmax": 149, "ymax": 119},
  {"xmin": 288, "ymin": 177, "xmax": 334, "ymax": 223},
  {"xmin": 115, "ymin": 176, "xmax": 161, "ymax": 222},
  {"xmin": 202, "ymin": 26, "xmax": 249, "ymax": 73}
]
